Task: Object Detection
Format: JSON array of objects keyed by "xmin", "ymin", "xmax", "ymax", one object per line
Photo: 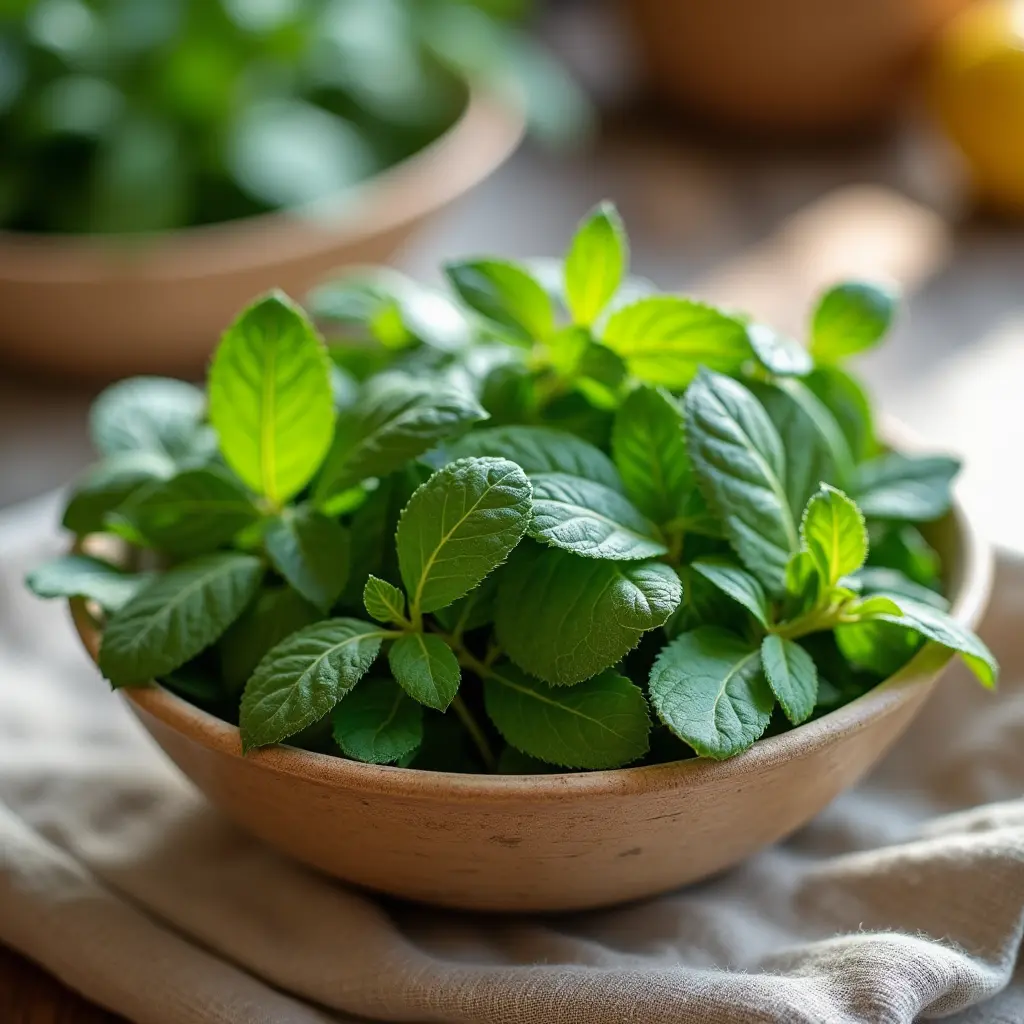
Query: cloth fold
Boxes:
[{"xmin": 1, "ymin": 494, "xmax": 1023, "ymax": 1024}]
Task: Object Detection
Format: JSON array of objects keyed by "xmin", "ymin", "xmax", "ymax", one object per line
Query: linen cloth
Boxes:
[{"xmin": 1, "ymin": 494, "xmax": 1023, "ymax": 1024}]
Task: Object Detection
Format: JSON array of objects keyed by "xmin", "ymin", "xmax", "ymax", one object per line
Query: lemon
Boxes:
[{"xmin": 929, "ymin": 0, "xmax": 1024, "ymax": 214}]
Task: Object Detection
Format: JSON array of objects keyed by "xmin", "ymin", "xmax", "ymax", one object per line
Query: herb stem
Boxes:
[{"xmin": 450, "ymin": 694, "xmax": 497, "ymax": 771}]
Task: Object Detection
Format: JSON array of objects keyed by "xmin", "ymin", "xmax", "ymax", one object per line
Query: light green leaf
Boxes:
[
  {"xmin": 761, "ymin": 634, "xmax": 818, "ymax": 725},
  {"xmin": 846, "ymin": 594, "xmax": 904, "ymax": 618},
  {"xmin": 496, "ymin": 543, "xmax": 682, "ymax": 685},
  {"xmin": 683, "ymin": 369, "xmax": 798, "ymax": 593},
  {"xmin": 388, "ymin": 632, "xmax": 461, "ymax": 710},
  {"xmin": 445, "ymin": 258, "xmax": 554, "ymax": 342},
  {"xmin": 784, "ymin": 549, "xmax": 821, "ymax": 607},
  {"xmin": 800, "ymin": 484, "xmax": 867, "ymax": 587},
  {"xmin": 113, "ymin": 467, "xmax": 260, "ymax": 556},
  {"xmin": 239, "ymin": 618, "xmax": 387, "ymax": 750},
  {"xmin": 836, "ymin": 619, "xmax": 924, "ymax": 678},
  {"xmin": 264, "ymin": 506, "xmax": 350, "ymax": 612},
  {"xmin": 854, "ymin": 453, "xmax": 960, "ymax": 522},
  {"xmin": 483, "ymin": 663, "xmax": 650, "ymax": 769},
  {"xmin": 529, "ymin": 473, "xmax": 667, "ymax": 560},
  {"xmin": 90, "ymin": 376, "xmax": 206, "ymax": 460},
  {"xmin": 25, "ymin": 554, "xmax": 153, "ymax": 613},
  {"xmin": 864, "ymin": 596, "xmax": 998, "ymax": 688},
  {"xmin": 564, "ymin": 201, "xmax": 627, "ymax": 326},
  {"xmin": 363, "ymin": 575, "xmax": 407, "ymax": 624},
  {"xmin": 649, "ymin": 627, "xmax": 775, "ymax": 760},
  {"xmin": 611, "ymin": 385, "xmax": 709, "ymax": 529},
  {"xmin": 218, "ymin": 585, "xmax": 321, "ymax": 693},
  {"xmin": 444, "ymin": 425, "xmax": 622, "ymax": 492},
  {"xmin": 331, "ymin": 676, "xmax": 424, "ymax": 764},
  {"xmin": 691, "ymin": 558, "xmax": 770, "ymax": 628},
  {"xmin": 314, "ymin": 377, "xmax": 487, "ymax": 502},
  {"xmin": 602, "ymin": 296, "xmax": 751, "ymax": 388},
  {"xmin": 746, "ymin": 323, "xmax": 812, "ymax": 376},
  {"xmin": 810, "ymin": 281, "xmax": 898, "ymax": 364},
  {"xmin": 99, "ymin": 553, "xmax": 264, "ymax": 687},
  {"xmin": 208, "ymin": 291, "xmax": 334, "ymax": 504},
  {"xmin": 62, "ymin": 450, "xmax": 175, "ymax": 536},
  {"xmin": 397, "ymin": 457, "xmax": 532, "ymax": 616}
]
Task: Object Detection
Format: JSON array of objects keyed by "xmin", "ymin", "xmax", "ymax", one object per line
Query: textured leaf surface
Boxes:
[
  {"xmin": 208, "ymin": 292, "xmax": 334, "ymax": 504},
  {"xmin": 602, "ymin": 296, "xmax": 750, "ymax": 387},
  {"xmin": 496, "ymin": 543, "xmax": 682, "ymax": 685},
  {"xmin": 684, "ymin": 369, "xmax": 798, "ymax": 593},
  {"xmin": 115, "ymin": 468, "xmax": 259, "ymax": 556},
  {"xmin": 332, "ymin": 677, "xmax": 423, "ymax": 764},
  {"xmin": 810, "ymin": 281, "xmax": 897, "ymax": 364},
  {"xmin": 240, "ymin": 618, "xmax": 385, "ymax": 749},
  {"xmin": 564, "ymin": 202, "xmax": 627, "ymax": 326},
  {"xmin": 854, "ymin": 453, "xmax": 960, "ymax": 522},
  {"xmin": 801, "ymin": 484, "xmax": 867, "ymax": 587},
  {"xmin": 691, "ymin": 558, "xmax": 770, "ymax": 627},
  {"xmin": 99, "ymin": 553, "xmax": 263, "ymax": 687},
  {"xmin": 649, "ymin": 627, "xmax": 775, "ymax": 759},
  {"xmin": 528, "ymin": 473, "xmax": 666, "ymax": 560},
  {"xmin": 265, "ymin": 506, "xmax": 350, "ymax": 612},
  {"xmin": 26, "ymin": 555, "xmax": 152, "ymax": 613},
  {"xmin": 484, "ymin": 663, "xmax": 650, "ymax": 769},
  {"xmin": 761, "ymin": 634, "xmax": 818, "ymax": 725},
  {"xmin": 363, "ymin": 575, "xmax": 407, "ymax": 624},
  {"xmin": 315, "ymin": 377, "xmax": 486, "ymax": 501},
  {"xmin": 397, "ymin": 457, "xmax": 532, "ymax": 615},
  {"xmin": 90, "ymin": 377, "xmax": 206, "ymax": 460},
  {"xmin": 445, "ymin": 259, "xmax": 553, "ymax": 342},
  {"xmin": 388, "ymin": 632, "xmax": 461, "ymax": 710}
]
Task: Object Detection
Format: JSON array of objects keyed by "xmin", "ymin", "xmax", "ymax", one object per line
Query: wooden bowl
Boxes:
[
  {"xmin": 0, "ymin": 88, "xmax": 523, "ymax": 379},
  {"xmin": 622, "ymin": 0, "xmax": 973, "ymax": 133},
  {"xmin": 71, "ymin": 497, "xmax": 991, "ymax": 913}
]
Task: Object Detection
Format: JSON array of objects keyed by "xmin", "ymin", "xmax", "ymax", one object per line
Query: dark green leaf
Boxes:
[
  {"xmin": 564, "ymin": 201, "xmax": 627, "ymax": 326},
  {"xmin": 761, "ymin": 634, "xmax": 818, "ymax": 725},
  {"xmin": 432, "ymin": 574, "xmax": 498, "ymax": 635},
  {"xmin": 388, "ymin": 632, "xmax": 461, "ymax": 710},
  {"xmin": 836, "ymin": 619, "xmax": 923, "ymax": 678},
  {"xmin": 854, "ymin": 453, "xmax": 960, "ymax": 522},
  {"xmin": 445, "ymin": 258, "xmax": 554, "ymax": 342},
  {"xmin": 810, "ymin": 281, "xmax": 898, "ymax": 364},
  {"xmin": 90, "ymin": 377, "xmax": 206, "ymax": 460},
  {"xmin": 483, "ymin": 662, "xmax": 650, "ymax": 769},
  {"xmin": 264, "ymin": 506, "xmax": 350, "ymax": 612},
  {"xmin": 363, "ymin": 575, "xmax": 407, "ymax": 624},
  {"xmin": 25, "ymin": 554, "xmax": 152, "ymax": 613},
  {"xmin": 331, "ymin": 677, "xmax": 424, "ymax": 764},
  {"xmin": 691, "ymin": 558, "xmax": 770, "ymax": 628},
  {"xmin": 805, "ymin": 365, "xmax": 878, "ymax": 463},
  {"xmin": 853, "ymin": 566, "xmax": 948, "ymax": 610}
]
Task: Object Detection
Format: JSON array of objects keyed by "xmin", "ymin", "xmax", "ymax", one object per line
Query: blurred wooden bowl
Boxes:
[
  {"xmin": 0, "ymin": 87, "xmax": 523, "ymax": 379},
  {"xmin": 71, "ymin": 495, "xmax": 991, "ymax": 912},
  {"xmin": 623, "ymin": 0, "xmax": 973, "ymax": 133}
]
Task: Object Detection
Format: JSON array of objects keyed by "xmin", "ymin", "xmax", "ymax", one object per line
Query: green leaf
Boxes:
[
  {"xmin": 602, "ymin": 296, "xmax": 751, "ymax": 388},
  {"xmin": 761, "ymin": 634, "xmax": 818, "ymax": 725},
  {"xmin": 445, "ymin": 258, "xmax": 554, "ymax": 342},
  {"xmin": 810, "ymin": 281, "xmax": 898, "ymax": 364},
  {"xmin": 751, "ymin": 378, "xmax": 854, "ymax": 515},
  {"xmin": 853, "ymin": 453, "xmax": 960, "ymax": 522},
  {"xmin": 649, "ymin": 627, "xmax": 775, "ymax": 760},
  {"xmin": 90, "ymin": 376, "xmax": 206, "ymax": 460},
  {"xmin": 846, "ymin": 594, "xmax": 904, "ymax": 619},
  {"xmin": 218, "ymin": 586, "xmax": 321, "ymax": 694},
  {"xmin": 112, "ymin": 467, "xmax": 260, "ymax": 556},
  {"xmin": 62, "ymin": 450, "xmax": 175, "ymax": 536},
  {"xmin": 563, "ymin": 201, "xmax": 627, "ymax": 326},
  {"xmin": 264, "ymin": 506, "xmax": 350, "ymax": 612},
  {"xmin": 25, "ymin": 555, "xmax": 153, "ymax": 613},
  {"xmin": 314, "ymin": 377, "xmax": 487, "ymax": 502},
  {"xmin": 445, "ymin": 425, "xmax": 622, "ymax": 492},
  {"xmin": 363, "ymin": 575, "xmax": 406, "ymax": 624},
  {"xmin": 691, "ymin": 558, "xmax": 770, "ymax": 628},
  {"xmin": 611, "ymin": 385, "xmax": 708, "ymax": 529},
  {"xmin": 836, "ymin": 619, "xmax": 924, "ymax": 678},
  {"xmin": 331, "ymin": 676, "xmax": 424, "ymax": 764},
  {"xmin": 483, "ymin": 663, "xmax": 650, "ymax": 769},
  {"xmin": 239, "ymin": 618, "xmax": 387, "ymax": 750},
  {"xmin": 862, "ymin": 596, "xmax": 998, "ymax": 688},
  {"xmin": 683, "ymin": 369, "xmax": 798, "ymax": 593},
  {"xmin": 397, "ymin": 457, "xmax": 532, "ymax": 616},
  {"xmin": 496, "ymin": 543, "xmax": 682, "ymax": 685},
  {"xmin": 666, "ymin": 564, "xmax": 745, "ymax": 637},
  {"xmin": 868, "ymin": 523, "xmax": 941, "ymax": 588},
  {"xmin": 432, "ymin": 575, "xmax": 498, "ymax": 635},
  {"xmin": 805, "ymin": 365, "xmax": 877, "ymax": 463},
  {"xmin": 99, "ymin": 553, "xmax": 264, "ymax": 687},
  {"xmin": 528, "ymin": 474, "xmax": 667, "ymax": 560},
  {"xmin": 800, "ymin": 484, "xmax": 867, "ymax": 587},
  {"xmin": 784, "ymin": 550, "xmax": 821, "ymax": 607},
  {"xmin": 746, "ymin": 323, "xmax": 812, "ymax": 376},
  {"xmin": 388, "ymin": 632, "xmax": 461, "ymax": 710},
  {"xmin": 208, "ymin": 292, "xmax": 334, "ymax": 505},
  {"xmin": 854, "ymin": 566, "xmax": 948, "ymax": 610}
]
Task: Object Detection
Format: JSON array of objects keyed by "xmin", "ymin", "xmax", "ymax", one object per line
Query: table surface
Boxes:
[{"xmin": 4, "ymin": 9, "xmax": 1024, "ymax": 1019}]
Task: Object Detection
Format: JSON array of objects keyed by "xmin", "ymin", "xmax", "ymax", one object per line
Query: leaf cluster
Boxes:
[{"xmin": 29, "ymin": 203, "xmax": 996, "ymax": 772}]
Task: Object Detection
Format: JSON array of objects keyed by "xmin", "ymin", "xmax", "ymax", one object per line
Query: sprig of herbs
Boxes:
[{"xmin": 28, "ymin": 203, "xmax": 997, "ymax": 773}]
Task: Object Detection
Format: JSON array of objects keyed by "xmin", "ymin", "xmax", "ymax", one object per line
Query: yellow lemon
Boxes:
[{"xmin": 930, "ymin": 0, "xmax": 1024, "ymax": 213}]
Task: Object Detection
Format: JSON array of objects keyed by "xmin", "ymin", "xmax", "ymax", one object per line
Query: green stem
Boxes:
[
  {"xmin": 450, "ymin": 694, "xmax": 497, "ymax": 772},
  {"xmin": 772, "ymin": 602, "xmax": 843, "ymax": 641}
]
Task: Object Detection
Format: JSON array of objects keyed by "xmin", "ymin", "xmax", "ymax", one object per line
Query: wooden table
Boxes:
[{"xmin": 0, "ymin": 945, "xmax": 123, "ymax": 1023}]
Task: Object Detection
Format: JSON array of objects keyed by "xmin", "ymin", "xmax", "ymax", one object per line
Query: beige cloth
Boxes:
[{"xmin": 1, "ymin": 494, "xmax": 1023, "ymax": 1024}]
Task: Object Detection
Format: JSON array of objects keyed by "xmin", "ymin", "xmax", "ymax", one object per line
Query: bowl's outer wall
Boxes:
[
  {"xmin": 0, "ymin": 92, "xmax": 523, "ymax": 378},
  {"xmin": 73, "ymin": 499, "xmax": 992, "ymax": 912}
]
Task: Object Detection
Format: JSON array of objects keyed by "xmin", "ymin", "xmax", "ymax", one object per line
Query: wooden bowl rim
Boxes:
[
  {"xmin": 70, "ymin": 490, "xmax": 992, "ymax": 803},
  {"xmin": 0, "ymin": 83, "xmax": 524, "ymax": 282}
]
